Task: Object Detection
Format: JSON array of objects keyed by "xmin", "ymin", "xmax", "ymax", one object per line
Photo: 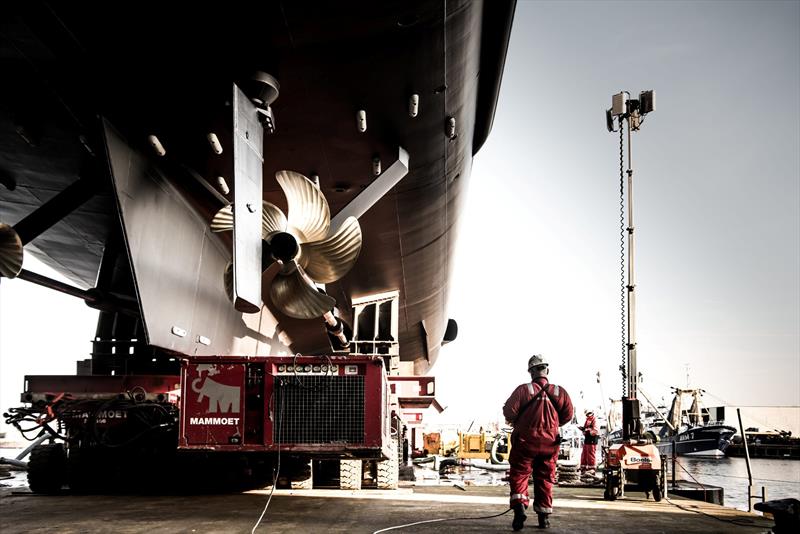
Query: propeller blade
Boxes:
[
  {"xmin": 210, "ymin": 205, "xmax": 233, "ymax": 233},
  {"xmin": 299, "ymin": 216, "xmax": 362, "ymax": 284},
  {"xmin": 0, "ymin": 223, "xmax": 23, "ymax": 278},
  {"xmin": 275, "ymin": 170, "xmax": 330, "ymax": 244},
  {"xmin": 211, "ymin": 202, "xmax": 287, "ymax": 239},
  {"xmin": 261, "ymin": 201, "xmax": 287, "ymax": 238},
  {"xmin": 227, "ymin": 253, "xmax": 278, "ymax": 302},
  {"xmin": 270, "ymin": 263, "xmax": 335, "ymax": 319}
]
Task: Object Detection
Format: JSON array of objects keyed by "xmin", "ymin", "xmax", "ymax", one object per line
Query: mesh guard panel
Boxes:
[{"xmin": 274, "ymin": 375, "xmax": 365, "ymax": 444}]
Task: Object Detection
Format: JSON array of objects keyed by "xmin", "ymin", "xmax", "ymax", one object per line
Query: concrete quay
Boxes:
[{"xmin": 0, "ymin": 483, "xmax": 774, "ymax": 533}]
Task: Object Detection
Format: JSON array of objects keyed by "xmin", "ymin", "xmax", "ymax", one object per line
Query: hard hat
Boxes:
[{"xmin": 527, "ymin": 354, "xmax": 549, "ymax": 371}]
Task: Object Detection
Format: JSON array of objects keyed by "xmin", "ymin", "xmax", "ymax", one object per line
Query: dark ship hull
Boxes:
[{"xmin": 656, "ymin": 425, "xmax": 737, "ymax": 457}]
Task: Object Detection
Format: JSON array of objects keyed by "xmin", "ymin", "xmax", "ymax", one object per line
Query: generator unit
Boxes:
[
  {"xmin": 178, "ymin": 355, "xmax": 393, "ymax": 460},
  {"xmin": 604, "ymin": 441, "xmax": 666, "ymax": 501}
]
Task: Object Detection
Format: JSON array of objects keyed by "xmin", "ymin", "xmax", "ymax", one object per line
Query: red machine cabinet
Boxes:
[{"xmin": 178, "ymin": 355, "xmax": 392, "ymax": 460}]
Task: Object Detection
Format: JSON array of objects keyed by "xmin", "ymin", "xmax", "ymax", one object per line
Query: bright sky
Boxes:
[
  {"xmin": 0, "ymin": 257, "xmax": 98, "ymax": 435},
  {"xmin": 1, "ymin": 1, "xmax": 799, "ymax": 435},
  {"xmin": 434, "ymin": 0, "xmax": 800, "ymax": 424}
]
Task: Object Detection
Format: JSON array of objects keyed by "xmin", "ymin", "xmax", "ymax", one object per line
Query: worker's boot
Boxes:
[
  {"xmin": 511, "ymin": 502, "xmax": 526, "ymax": 531},
  {"xmin": 537, "ymin": 512, "xmax": 550, "ymax": 529}
]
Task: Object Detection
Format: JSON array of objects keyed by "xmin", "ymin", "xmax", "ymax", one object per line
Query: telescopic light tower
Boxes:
[{"xmin": 606, "ymin": 90, "xmax": 655, "ymax": 441}]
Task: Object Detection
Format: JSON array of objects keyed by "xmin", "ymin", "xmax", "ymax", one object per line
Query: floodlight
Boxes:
[
  {"xmin": 611, "ymin": 92, "xmax": 628, "ymax": 116},
  {"xmin": 606, "ymin": 109, "xmax": 615, "ymax": 132},
  {"xmin": 639, "ymin": 90, "xmax": 655, "ymax": 114}
]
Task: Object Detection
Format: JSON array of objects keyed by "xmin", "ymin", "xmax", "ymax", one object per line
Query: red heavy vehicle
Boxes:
[
  {"xmin": 12, "ymin": 355, "xmax": 400, "ymax": 492},
  {"xmin": 1, "ymin": 2, "xmax": 516, "ymax": 493}
]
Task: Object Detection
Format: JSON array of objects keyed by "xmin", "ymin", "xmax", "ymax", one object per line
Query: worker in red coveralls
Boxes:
[
  {"xmin": 503, "ymin": 354, "xmax": 574, "ymax": 530},
  {"xmin": 579, "ymin": 410, "xmax": 598, "ymax": 475}
]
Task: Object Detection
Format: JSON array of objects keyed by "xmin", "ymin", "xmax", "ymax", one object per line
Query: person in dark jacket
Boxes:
[{"xmin": 503, "ymin": 354, "xmax": 574, "ymax": 530}]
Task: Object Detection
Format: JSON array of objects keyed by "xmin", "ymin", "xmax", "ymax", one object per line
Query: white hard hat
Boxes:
[{"xmin": 527, "ymin": 354, "xmax": 549, "ymax": 371}]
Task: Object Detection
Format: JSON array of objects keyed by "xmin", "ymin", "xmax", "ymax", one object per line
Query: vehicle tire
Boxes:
[
  {"xmin": 490, "ymin": 433, "xmax": 510, "ymax": 464},
  {"xmin": 27, "ymin": 443, "xmax": 66, "ymax": 494},
  {"xmin": 653, "ymin": 471, "xmax": 664, "ymax": 502},
  {"xmin": 377, "ymin": 438, "xmax": 399, "ymax": 489},
  {"xmin": 66, "ymin": 446, "xmax": 94, "ymax": 493},
  {"xmin": 290, "ymin": 460, "xmax": 313, "ymax": 490},
  {"xmin": 340, "ymin": 459, "xmax": 362, "ymax": 490},
  {"xmin": 291, "ymin": 476, "xmax": 313, "ymax": 489},
  {"xmin": 653, "ymin": 483, "xmax": 663, "ymax": 502},
  {"xmin": 603, "ymin": 475, "xmax": 619, "ymax": 501}
]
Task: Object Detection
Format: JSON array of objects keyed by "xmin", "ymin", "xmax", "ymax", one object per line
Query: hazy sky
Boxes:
[
  {"xmin": 434, "ymin": 0, "xmax": 800, "ymax": 423},
  {"xmin": 1, "ymin": 1, "xmax": 799, "ymax": 434}
]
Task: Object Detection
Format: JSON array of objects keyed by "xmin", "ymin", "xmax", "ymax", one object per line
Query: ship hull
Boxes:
[{"xmin": 656, "ymin": 425, "xmax": 737, "ymax": 457}]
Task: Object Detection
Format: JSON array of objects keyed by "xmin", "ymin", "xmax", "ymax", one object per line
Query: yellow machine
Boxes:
[
  {"xmin": 423, "ymin": 432, "xmax": 442, "ymax": 455},
  {"xmin": 457, "ymin": 432, "xmax": 487, "ymax": 459},
  {"xmin": 457, "ymin": 430, "xmax": 512, "ymax": 463}
]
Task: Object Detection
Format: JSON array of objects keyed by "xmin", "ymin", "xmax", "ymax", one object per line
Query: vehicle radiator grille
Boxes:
[{"xmin": 273, "ymin": 375, "xmax": 365, "ymax": 444}]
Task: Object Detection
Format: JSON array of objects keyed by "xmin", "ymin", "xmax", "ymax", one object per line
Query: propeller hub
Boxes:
[{"xmin": 270, "ymin": 232, "xmax": 299, "ymax": 262}]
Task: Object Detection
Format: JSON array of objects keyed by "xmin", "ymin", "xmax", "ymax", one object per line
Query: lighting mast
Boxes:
[{"xmin": 606, "ymin": 90, "xmax": 655, "ymax": 440}]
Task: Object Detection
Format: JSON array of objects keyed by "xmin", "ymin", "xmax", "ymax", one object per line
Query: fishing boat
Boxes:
[{"xmin": 609, "ymin": 389, "xmax": 737, "ymax": 457}]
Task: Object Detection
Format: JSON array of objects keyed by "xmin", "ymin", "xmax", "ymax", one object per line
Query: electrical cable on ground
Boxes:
[
  {"xmin": 252, "ymin": 355, "xmax": 337, "ymax": 532},
  {"xmin": 668, "ymin": 457, "xmax": 778, "ymax": 528},
  {"xmin": 664, "ymin": 497, "xmax": 768, "ymax": 529},
  {"xmin": 371, "ymin": 508, "xmax": 512, "ymax": 533},
  {"xmin": 251, "ymin": 381, "xmax": 286, "ymax": 533}
]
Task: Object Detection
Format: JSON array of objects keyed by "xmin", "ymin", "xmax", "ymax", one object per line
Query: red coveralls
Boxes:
[
  {"xmin": 580, "ymin": 414, "xmax": 598, "ymax": 473},
  {"xmin": 503, "ymin": 377, "xmax": 573, "ymax": 514}
]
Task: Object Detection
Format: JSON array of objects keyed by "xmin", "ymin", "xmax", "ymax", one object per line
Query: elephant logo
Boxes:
[{"xmin": 191, "ymin": 367, "xmax": 241, "ymax": 414}]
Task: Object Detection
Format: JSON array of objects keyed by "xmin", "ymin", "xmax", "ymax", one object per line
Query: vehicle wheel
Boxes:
[
  {"xmin": 290, "ymin": 460, "xmax": 313, "ymax": 490},
  {"xmin": 490, "ymin": 434, "xmax": 510, "ymax": 464},
  {"xmin": 67, "ymin": 446, "xmax": 94, "ymax": 493},
  {"xmin": 340, "ymin": 459, "xmax": 362, "ymax": 490},
  {"xmin": 653, "ymin": 471, "xmax": 664, "ymax": 502},
  {"xmin": 603, "ymin": 486, "xmax": 619, "ymax": 501},
  {"xmin": 653, "ymin": 483, "xmax": 663, "ymax": 502},
  {"xmin": 377, "ymin": 438, "xmax": 399, "ymax": 489},
  {"xmin": 603, "ymin": 474, "xmax": 619, "ymax": 501},
  {"xmin": 27, "ymin": 443, "xmax": 66, "ymax": 494}
]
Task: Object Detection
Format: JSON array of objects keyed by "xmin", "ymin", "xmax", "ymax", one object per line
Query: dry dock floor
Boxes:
[{"xmin": 0, "ymin": 484, "xmax": 774, "ymax": 533}]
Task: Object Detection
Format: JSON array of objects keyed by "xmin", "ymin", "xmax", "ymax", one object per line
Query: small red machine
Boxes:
[{"xmin": 605, "ymin": 442, "xmax": 665, "ymax": 501}]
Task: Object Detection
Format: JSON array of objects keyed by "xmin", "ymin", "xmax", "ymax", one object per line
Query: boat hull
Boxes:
[{"xmin": 656, "ymin": 425, "xmax": 737, "ymax": 457}]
